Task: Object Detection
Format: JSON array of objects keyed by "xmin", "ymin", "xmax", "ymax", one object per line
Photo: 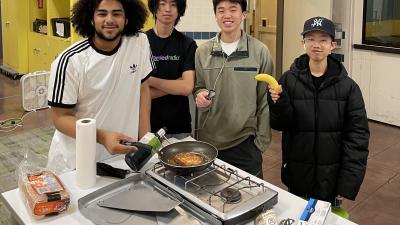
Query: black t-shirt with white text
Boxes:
[{"xmin": 146, "ymin": 29, "xmax": 197, "ymax": 134}]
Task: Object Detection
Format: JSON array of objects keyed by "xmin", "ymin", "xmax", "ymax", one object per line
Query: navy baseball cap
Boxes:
[{"xmin": 301, "ymin": 16, "xmax": 335, "ymax": 39}]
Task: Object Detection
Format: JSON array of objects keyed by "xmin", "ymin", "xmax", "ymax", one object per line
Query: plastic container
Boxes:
[{"xmin": 20, "ymin": 71, "xmax": 50, "ymax": 111}]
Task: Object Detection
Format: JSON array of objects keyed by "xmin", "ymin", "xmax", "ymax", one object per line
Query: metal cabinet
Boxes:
[
  {"xmin": 0, "ymin": 0, "xmax": 29, "ymax": 77},
  {"xmin": 0, "ymin": 0, "xmax": 75, "ymax": 75}
]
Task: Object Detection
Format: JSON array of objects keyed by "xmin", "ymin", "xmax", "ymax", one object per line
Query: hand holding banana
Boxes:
[
  {"xmin": 255, "ymin": 74, "xmax": 279, "ymax": 90},
  {"xmin": 255, "ymin": 73, "xmax": 282, "ymax": 103}
]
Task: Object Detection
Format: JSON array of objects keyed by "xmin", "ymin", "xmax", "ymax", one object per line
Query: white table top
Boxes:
[{"xmin": 1, "ymin": 154, "xmax": 357, "ymax": 225}]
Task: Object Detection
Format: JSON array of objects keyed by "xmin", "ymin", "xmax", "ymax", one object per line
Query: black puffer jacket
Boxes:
[{"xmin": 269, "ymin": 54, "xmax": 369, "ymax": 201}]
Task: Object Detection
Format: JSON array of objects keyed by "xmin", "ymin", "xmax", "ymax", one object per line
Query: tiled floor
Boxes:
[
  {"xmin": 1, "ymin": 73, "xmax": 400, "ymax": 225},
  {"xmin": 0, "ymin": 75, "xmax": 53, "ymax": 137}
]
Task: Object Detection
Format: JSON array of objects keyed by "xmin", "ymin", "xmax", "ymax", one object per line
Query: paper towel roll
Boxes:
[{"xmin": 76, "ymin": 118, "xmax": 97, "ymax": 189}]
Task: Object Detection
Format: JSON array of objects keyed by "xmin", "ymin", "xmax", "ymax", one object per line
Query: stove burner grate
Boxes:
[
  {"xmin": 150, "ymin": 161, "xmax": 272, "ymax": 213},
  {"xmin": 220, "ymin": 187, "xmax": 242, "ymax": 204}
]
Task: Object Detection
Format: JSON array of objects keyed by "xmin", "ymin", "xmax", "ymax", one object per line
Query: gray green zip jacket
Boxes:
[{"xmin": 194, "ymin": 31, "xmax": 274, "ymax": 151}]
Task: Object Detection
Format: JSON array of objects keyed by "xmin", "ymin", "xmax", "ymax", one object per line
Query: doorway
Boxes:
[{"xmin": 248, "ymin": 0, "xmax": 283, "ymax": 77}]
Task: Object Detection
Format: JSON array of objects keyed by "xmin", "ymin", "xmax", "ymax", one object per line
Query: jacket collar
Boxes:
[
  {"xmin": 210, "ymin": 30, "xmax": 249, "ymax": 58},
  {"xmin": 291, "ymin": 54, "xmax": 347, "ymax": 90}
]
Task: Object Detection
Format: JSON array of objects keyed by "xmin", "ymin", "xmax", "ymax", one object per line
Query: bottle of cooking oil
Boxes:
[{"xmin": 138, "ymin": 127, "xmax": 167, "ymax": 153}]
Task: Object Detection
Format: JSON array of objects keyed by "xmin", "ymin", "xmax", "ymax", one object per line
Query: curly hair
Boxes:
[
  {"xmin": 71, "ymin": 0, "xmax": 148, "ymax": 37},
  {"xmin": 212, "ymin": 0, "xmax": 247, "ymax": 13},
  {"xmin": 147, "ymin": 0, "xmax": 186, "ymax": 26}
]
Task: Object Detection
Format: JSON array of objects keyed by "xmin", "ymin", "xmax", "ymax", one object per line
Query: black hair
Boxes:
[
  {"xmin": 212, "ymin": 0, "xmax": 247, "ymax": 13},
  {"xmin": 147, "ymin": 0, "xmax": 187, "ymax": 26},
  {"xmin": 71, "ymin": 0, "xmax": 148, "ymax": 37}
]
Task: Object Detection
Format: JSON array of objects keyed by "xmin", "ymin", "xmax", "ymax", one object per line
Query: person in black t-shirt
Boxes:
[{"xmin": 146, "ymin": 0, "xmax": 197, "ymax": 139}]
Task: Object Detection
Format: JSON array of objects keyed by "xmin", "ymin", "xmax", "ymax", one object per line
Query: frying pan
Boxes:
[{"xmin": 158, "ymin": 141, "xmax": 218, "ymax": 174}]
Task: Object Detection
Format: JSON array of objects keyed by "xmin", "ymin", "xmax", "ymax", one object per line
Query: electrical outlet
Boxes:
[{"xmin": 261, "ymin": 18, "xmax": 268, "ymax": 27}]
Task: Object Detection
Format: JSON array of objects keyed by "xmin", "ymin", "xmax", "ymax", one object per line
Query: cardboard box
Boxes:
[{"xmin": 299, "ymin": 198, "xmax": 331, "ymax": 225}]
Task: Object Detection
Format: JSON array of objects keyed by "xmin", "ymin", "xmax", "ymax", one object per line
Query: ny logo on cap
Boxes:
[{"xmin": 311, "ymin": 18, "xmax": 323, "ymax": 27}]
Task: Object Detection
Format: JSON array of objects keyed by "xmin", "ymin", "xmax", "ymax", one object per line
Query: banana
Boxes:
[{"xmin": 255, "ymin": 73, "xmax": 279, "ymax": 90}]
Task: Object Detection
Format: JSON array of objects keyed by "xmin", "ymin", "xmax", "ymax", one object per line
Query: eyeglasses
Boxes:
[{"xmin": 304, "ymin": 37, "xmax": 332, "ymax": 46}]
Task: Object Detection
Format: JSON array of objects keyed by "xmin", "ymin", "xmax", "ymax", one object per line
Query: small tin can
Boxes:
[{"xmin": 255, "ymin": 209, "xmax": 278, "ymax": 225}]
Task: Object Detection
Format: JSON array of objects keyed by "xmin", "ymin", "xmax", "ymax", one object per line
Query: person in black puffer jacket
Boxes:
[{"xmin": 268, "ymin": 17, "xmax": 369, "ymax": 205}]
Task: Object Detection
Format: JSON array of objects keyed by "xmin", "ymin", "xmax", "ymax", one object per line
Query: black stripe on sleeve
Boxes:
[
  {"xmin": 53, "ymin": 40, "xmax": 90, "ymax": 104},
  {"xmin": 141, "ymin": 46, "xmax": 156, "ymax": 84},
  {"xmin": 141, "ymin": 69, "xmax": 156, "ymax": 83},
  {"xmin": 149, "ymin": 47, "xmax": 156, "ymax": 71}
]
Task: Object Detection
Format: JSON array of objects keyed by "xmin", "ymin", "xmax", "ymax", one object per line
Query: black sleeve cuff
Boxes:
[
  {"xmin": 141, "ymin": 69, "xmax": 156, "ymax": 83},
  {"xmin": 48, "ymin": 101, "xmax": 76, "ymax": 108}
]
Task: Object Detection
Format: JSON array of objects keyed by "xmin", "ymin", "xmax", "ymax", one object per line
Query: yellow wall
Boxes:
[
  {"xmin": 143, "ymin": 0, "xmax": 155, "ymax": 31},
  {"xmin": 1, "ymin": 0, "xmax": 29, "ymax": 74},
  {"xmin": 1, "ymin": 0, "xmax": 155, "ymax": 73}
]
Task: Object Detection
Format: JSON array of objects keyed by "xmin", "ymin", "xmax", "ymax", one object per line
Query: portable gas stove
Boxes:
[{"xmin": 146, "ymin": 158, "xmax": 278, "ymax": 225}]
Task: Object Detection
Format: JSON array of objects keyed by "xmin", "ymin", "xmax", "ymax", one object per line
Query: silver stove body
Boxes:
[{"xmin": 146, "ymin": 159, "xmax": 278, "ymax": 224}]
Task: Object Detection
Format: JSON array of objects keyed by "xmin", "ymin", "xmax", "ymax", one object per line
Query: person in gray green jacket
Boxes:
[{"xmin": 194, "ymin": 0, "xmax": 274, "ymax": 178}]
